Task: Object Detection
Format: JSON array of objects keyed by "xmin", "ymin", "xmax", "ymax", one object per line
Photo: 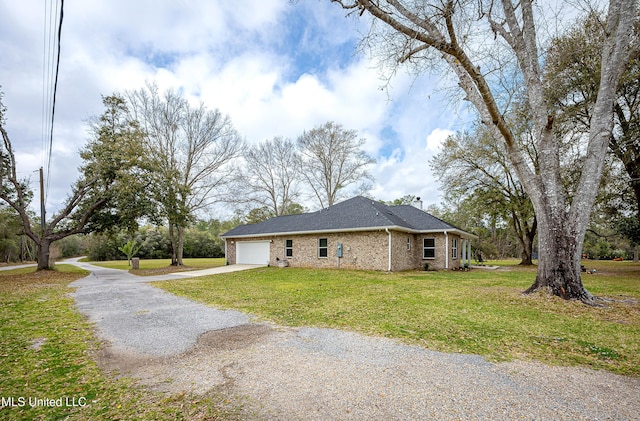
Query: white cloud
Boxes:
[
  {"xmin": 369, "ymin": 136, "xmax": 445, "ymax": 207},
  {"xmin": 426, "ymin": 128, "xmax": 454, "ymax": 152}
]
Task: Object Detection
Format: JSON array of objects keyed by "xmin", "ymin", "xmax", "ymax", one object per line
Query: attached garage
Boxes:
[{"xmin": 236, "ymin": 241, "xmax": 270, "ymax": 265}]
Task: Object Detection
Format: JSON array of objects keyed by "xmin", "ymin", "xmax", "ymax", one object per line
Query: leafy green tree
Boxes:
[
  {"xmin": 79, "ymin": 95, "xmax": 158, "ymax": 233},
  {"xmin": 56, "ymin": 234, "xmax": 88, "ymax": 258},
  {"xmin": 431, "ymin": 127, "xmax": 536, "ymax": 265},
  {"xmin": 282, "ymin": 202, "xmax": 305, "ymax": 215},
  {"xmin": 380, "ymin": 195, "xmax": 416, "ymax": 206},
  {"xmin": 86, "ymin": 233, "xmax": 122, "ymax": 261},
  {"xmin": 244, "ymin": 207, "xmax": 275, "ymax": 225},
  {"xmin": 136, "ymin": 226, "xmax": 171, "ymax": 260},
  {"xmin": 0, "ymin": 205, "xmax": 28, "ymax": 262},
  {"xmin": 0, "ymin": 93, "xmax": 151, "ymax": 270},
  {"xmin": 182, "ymin": 228, "xmax": 224, "ymax": 258},
  {"xmin": 428, "ymin": 194, "xmax": 525, "ymax": 262}
]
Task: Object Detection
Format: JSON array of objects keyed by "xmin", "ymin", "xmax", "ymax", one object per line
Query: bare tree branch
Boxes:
[
  {"xmin": 126, "ymin": 82, "xmax": 243, "ymax": 265},
  {"xmin": 297, "ymin": 121, "xmax": 375, "ymax": 208}
]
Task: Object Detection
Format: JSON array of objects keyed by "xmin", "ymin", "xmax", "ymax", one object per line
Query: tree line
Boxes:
[{"xmin": 50, "ymin": 221, "xmax": 228, "ymax": 262}]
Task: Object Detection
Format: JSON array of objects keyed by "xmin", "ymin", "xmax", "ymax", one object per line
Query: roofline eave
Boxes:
[{"xmin": 221, "ymin": 226, "xmax": 478, "ymax": 240}]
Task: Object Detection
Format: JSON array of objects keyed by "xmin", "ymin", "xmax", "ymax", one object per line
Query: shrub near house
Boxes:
[{"xmin": 222, "ymin": 196, "xmax": 476, "ymax": 271}]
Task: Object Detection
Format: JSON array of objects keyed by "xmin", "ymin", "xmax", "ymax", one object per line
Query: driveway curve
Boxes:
[
  {"xmin": 67, "ymin": 260, "xmax": 640, "ymax": 420},
  {"xmin": 68, "ymin": 259, "xmax": 258, "ymax": 355}
]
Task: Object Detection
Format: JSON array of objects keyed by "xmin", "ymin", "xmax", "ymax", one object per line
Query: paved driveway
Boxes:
[
  {"xmin": 68, "ymin": 260, "xmax": 259, "ymax": 355},
  {"xmin": 0, "ymin": 263, "xmax": 37, "ymax": 271}
]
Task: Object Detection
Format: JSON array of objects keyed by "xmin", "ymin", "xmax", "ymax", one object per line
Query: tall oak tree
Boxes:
[{"xmin": 331, "ymin": 0, "xmax": 638, "ymax": 302}]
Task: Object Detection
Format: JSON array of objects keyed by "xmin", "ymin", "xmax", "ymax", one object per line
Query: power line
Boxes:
[
  {"xmin": 47, "ymin": 0, "xmax": 64, "ymax": 199},
  {"xmin": 41, "ymin": 1, "xmax": 53, "ymax": 182},
  {"xmin": 40, "ymin": 0, "xmax": 64, "ymax": 205},
  {"xmin": 42, "ymin": 1, "xmax": 57, "ymax": 181}
]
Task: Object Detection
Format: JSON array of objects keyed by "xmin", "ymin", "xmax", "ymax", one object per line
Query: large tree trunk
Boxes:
[
  {"xmin": 515, "ymin": 119, "xmax": 596, "ymax": 302},
  {"xmin": 36, "ymin": 238, "xmax": 52, "ymax": 271},
  {"xmin": 514, "ymin": 215, "xmax": 536, "ymax": 266},
  {"xmin": 169, "ymin": 223, "xmax": 185, "ymax": 266},
  {"xmin": 524, "ymin": 212, "xmax": 593, "ymax": 302},
  {"xmin": 518, "ymin": 174, "xmax": 598, "ymax": 302},
  {"xmin": 176, "ymin": 226, "xmax": 185, "ymax": 266},
  {"xmin": 169, "ymin": 223, "xmax": 178, "ymax": 266},
  {"xmin": 519, "ymin": 238, "xmax": 533, "ymax": 266}
]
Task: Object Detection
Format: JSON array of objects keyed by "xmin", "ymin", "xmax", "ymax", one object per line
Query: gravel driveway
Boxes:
[{"xmin": 68, "ymin": 260, "xmax": 640, "ymax": 420}]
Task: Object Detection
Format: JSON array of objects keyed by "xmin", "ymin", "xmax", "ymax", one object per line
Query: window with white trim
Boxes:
[
  {"xmin": 452, "ymin": 238, "xmax": 458, "ymax": 259},
  {"xmin": 318, "ymin": 238, "xmax": 328, "ymax": 258},
  {"xmin": 285, "ymin": 239, "xmax": 293, "ymax": 257},
  {"xmin": 407, "ymin": 237, "xmax": 411, "ymax": 251},
  {"xmin": 423, "ymin": 238, "xmax": 435, "ymax": 259}
]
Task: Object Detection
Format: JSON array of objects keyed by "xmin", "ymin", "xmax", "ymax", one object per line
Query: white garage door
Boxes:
[{"xmin": 236, "ymin": 241, "xmax": 270, "ymax": 265}]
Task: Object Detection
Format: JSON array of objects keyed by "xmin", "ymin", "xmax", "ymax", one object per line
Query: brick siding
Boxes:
[{"xmin": 225, "ymin": 230, "xmax": 462, "ymax": 271}]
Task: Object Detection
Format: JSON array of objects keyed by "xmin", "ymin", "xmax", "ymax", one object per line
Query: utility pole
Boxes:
[
  {"xmin": 39, "ymin": 167, "xmax": 49, "ymax": 267},
  {"xmin": 39, "ymin": 167, "xmax": 46, "ymax": 232}
]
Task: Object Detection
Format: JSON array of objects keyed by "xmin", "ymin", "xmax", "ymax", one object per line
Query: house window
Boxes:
[
  {"xmin": 423, "ymin": 238, "xmax": 435, "ymax": 259},
  {"xmin": 318, "ymin": 238, "xmax": 328, "ymax": 258},
  {"xmin": 285, "ymin": 239, "xmax": 293, "ymax": 258},
  {"xmin": 407, "ymin": 237, "xmax": 411, "ymax": 251},
  {"xmin": 452, "ymin": 238, "xmax": 458, "ymax": 259}
]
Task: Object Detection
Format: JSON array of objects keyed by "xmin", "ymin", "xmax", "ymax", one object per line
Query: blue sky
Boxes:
[{"xmin": 0, "ymin": 0, "xmax": 470, "ymax": 217}]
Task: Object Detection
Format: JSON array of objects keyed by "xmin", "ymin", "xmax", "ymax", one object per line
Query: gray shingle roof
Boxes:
[{"xmin": 221, "ymin": 196, "xmax": 473, "ymax": 238}]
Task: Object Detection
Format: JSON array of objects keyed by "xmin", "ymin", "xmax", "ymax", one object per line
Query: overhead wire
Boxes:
[
  {"xmin": 41, "ymin": 1, "xmax": 52, "ymax": 188},
  {"xmin": 40, "ymin": 3, "xmax": 47, "ymax": 180},
  {"xmin": 42, "ymin": 1, "xmax": 56, "ymax": 189},
  {"xmin": 41, "ymin": 1, "xmax": 55, "ymax": 204},
  {"xmin": 40, "ymin": 0, "xmax": 64, "ymax": 205},
  {"xmin": 46, "ymin": 0, "xmax": 64, "ymax": 200}
]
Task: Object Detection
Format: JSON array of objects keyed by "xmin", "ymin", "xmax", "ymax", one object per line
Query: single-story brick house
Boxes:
[{"xmin": 221, "ymin": 196, "xmax": 476, "ymax": 271}]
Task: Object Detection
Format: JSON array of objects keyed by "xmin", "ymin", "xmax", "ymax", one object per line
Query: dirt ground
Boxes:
[
  {"xmin": 94, "ymin": 322, "xmax": 640, "ymax": 421},
  {"xmin": 97, "ymin": 323, "xmax": 278, "ymax": 395}
]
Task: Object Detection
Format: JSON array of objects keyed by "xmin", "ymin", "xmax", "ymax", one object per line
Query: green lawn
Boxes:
[
  {"xmin": 0, "ymin": 265, "xmax": 243, "ymax": 420},
  {"xmin": 88, "ymin": 257, "xmax": 225, "ymax": 274},
  {"xmin": 158, "ymin": 260, "xmax": 640, "ymax": 376},
  {"xmin": 478, "ymin": 258, "xmax": 539, "ymax": 266}
]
